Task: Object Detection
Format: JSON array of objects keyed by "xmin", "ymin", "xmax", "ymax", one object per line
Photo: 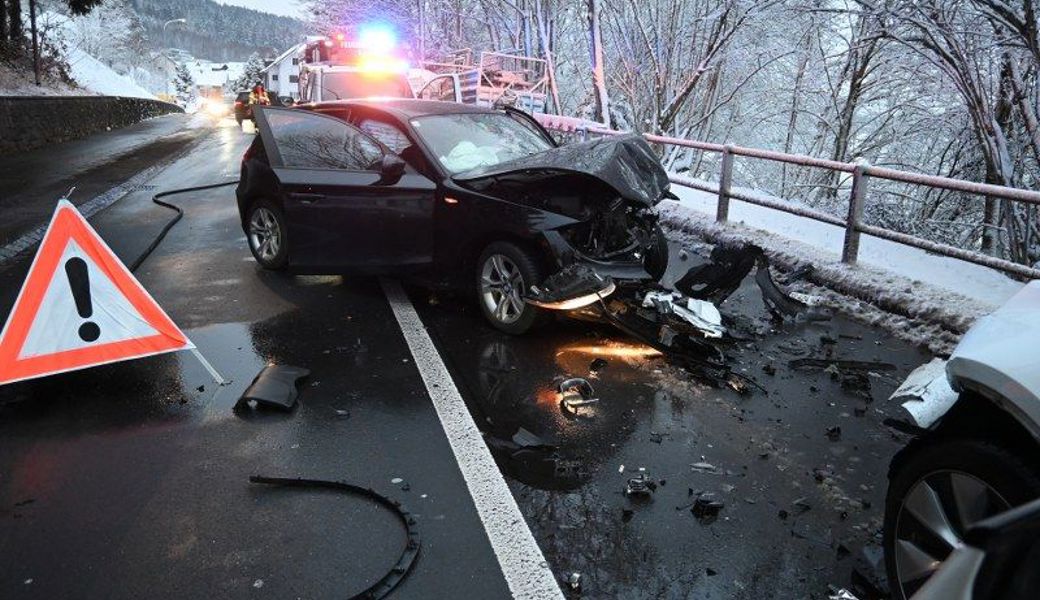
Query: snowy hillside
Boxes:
[{"xmin": 63, "ymin": 46, "xmax": 156, "ymax": 99}]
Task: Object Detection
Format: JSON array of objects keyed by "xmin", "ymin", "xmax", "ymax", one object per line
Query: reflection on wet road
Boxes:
[{"xmin": 415, "ymin": 245, "xmax": 929, "ymax": 599}]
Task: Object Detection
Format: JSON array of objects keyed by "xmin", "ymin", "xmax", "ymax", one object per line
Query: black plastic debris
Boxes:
[
  {"xmin": 249, "ymin": 475, "xmax": 419, "ymax": 600},
  {"xmin": 566, "ymin": 572, "xmax": 582, "ymax": 593},
  {"xmin": 558, "ymin": 377, "xmax": 599, "ymax": 416},
  {"xmin": 527, "ymin": 264, "xmax": 616, "ymax": 310},
  {"xmin": 691, "ymin": 493, "xmax": 725, "ymax": 520},
  {"xmin": 589, "ymin": 357, "xmax": 609, "ymax": 373},
  {"xmin": 789, "ymin": 358, "xmax": 896, "ymax": 372},
  {"xmin": 825, "ymin": 426, "xmax": 842, "ymax": 441},
  {"xmin": 674, "ymin": 243, "xmax": 758, "ymax": 304},
  {"xmin": 236, "ymin": 364, "xmax": 310, "ymax": 412},
  {"xmin": 625, "ymin": 473, "xmax": 656, "ymax": 496}
]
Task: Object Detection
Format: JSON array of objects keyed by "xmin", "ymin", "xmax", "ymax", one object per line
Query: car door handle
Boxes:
[{"xmin": 289, "ymin": 192, "xmax": 325, "ymax": 204}]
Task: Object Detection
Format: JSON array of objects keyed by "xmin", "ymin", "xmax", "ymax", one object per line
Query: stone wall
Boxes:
[{"xmin": 0, "ymin": 96, "xmax": 183, "ymax": 154}]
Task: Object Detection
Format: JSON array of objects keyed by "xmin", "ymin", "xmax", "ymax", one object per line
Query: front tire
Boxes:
[
  {"xmin": 246, "ymin": 199, "xmax": 288, "ymax": 270},
  {"xmin": 477, "ymin": 242, "xmax": 547, "ymax": 335},
  {"xmin": 644, "ymin": 224, "xmax": 669, "ymax": 281},
  {"xmin": 883, "ymin": 436, "xmax": 1040, "ymax": 599}
]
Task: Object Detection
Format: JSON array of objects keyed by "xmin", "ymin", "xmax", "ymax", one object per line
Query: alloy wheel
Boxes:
[
  {"xmin": 480, "ymin": 254, "xmax": 526, "ymax": 325},
  {"xmin": 248, "ymin": 207, "xmax": 281, "ymax": 263},
  {"xmin": 892, "ymin": 469, "xmax": 1010, "ymax": 597}
]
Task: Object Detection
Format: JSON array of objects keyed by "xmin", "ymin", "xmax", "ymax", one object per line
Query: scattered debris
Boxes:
[
  {"xmin": 691, "ymin": 492, "xmax": 725, "ymax": 520},
  {"xmin": 588, "ymin": 357, "xmax": 608, "ymax": 373},
  {"xmin": 690, "ymin": 461, "xmax": 721, "ymax": 475},
  {"xmin": 625, "ymin": 473, "xmax": 656, "ymax": 496},
  {"xmin": 235, "ymin": 364, "xmax": 310, "ymax": 412},
  {"xmin": 566, "ymin": 572, "xmax": 582, "ymax": 593},
  {"xmin": 705, "ymin": 567, "xmax": 717, "ymax": 576},
  {"xmin": 558, "ymin": 377, "xmax": 599, "ymax": 416},
  {"xmin": 674, "ymin": 242, "xmax": 758, "ymax": 304},
  {"xmin": 527, "ymin": 264, "xmax": 616, "ymax": 310},
  {"xmin": 642, "ymin": 290, "xmax": 725, "ymax": 338},
  {"xmin": 825, "ymin": 426, "xmax": 842, "ymax": 441},
  {"xmin": 827, "ymin": 586, "xmax": 860, "ymax": 600},
  {"xmin": 789, "ymin": 358, "xmax": 896, "ymax": 372},
  {"xmin": 762, "ymin": 363, "xmax": 777, "ymax": 376},
  {"xmin": 621, "ymin": 508, "xmax": 634, "ymax": 522}
]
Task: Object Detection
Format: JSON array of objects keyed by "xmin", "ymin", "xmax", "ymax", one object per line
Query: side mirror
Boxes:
[{"xmin": 376, "ymin": 154, "xmax": 407, "ymax": 185}]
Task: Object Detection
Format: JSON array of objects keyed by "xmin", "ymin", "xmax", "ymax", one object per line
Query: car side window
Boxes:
[
  {"xmin": 262, "ymin": 109, "xmax": 383, "ymax": 171},
  {"xmin": 359, "ymin": 119, "xmax": 411, "ymax": 154}
]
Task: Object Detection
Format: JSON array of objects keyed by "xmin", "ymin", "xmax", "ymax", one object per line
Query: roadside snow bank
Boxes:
[{"xmin": 659, "ymin": 186, "xmax": 1026, "ymax": 353}]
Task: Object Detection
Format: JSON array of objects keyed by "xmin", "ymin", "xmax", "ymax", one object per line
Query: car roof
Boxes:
[{"xmin": 303, "ymin": 98, "xmax": 498, "ymax": 119}]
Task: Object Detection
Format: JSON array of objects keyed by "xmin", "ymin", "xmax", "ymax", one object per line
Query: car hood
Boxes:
[{"xmin": 453, "ymin": 133, "xmax": 670, "ymax": 207}]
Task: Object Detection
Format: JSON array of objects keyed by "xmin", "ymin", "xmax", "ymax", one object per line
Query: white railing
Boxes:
[{"xmin": 533, "ymin": 115, "xmax": 1040, "ymax": 280}]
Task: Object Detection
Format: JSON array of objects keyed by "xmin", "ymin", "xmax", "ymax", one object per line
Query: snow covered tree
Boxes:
[
  {"xmin": 232, "ymin": 51, "xmax": 266, "ymax": 90},
  {"xmin": 173, "ymin": 60, "xmax": 194, "ymax": 104}
]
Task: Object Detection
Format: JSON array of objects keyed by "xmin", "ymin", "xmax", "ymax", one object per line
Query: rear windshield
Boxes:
[
  {"xmin": 320, "ymin": 72, "xmax": 413, "ymax": 100},
  {"xmin": 236, "ymin": 92, "xmax": 250, "ymax": 102}
]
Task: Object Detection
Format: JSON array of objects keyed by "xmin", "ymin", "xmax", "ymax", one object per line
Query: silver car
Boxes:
[{"xmin": 885, "ymin": 281, "xmax": 1040, "ymax": 599}]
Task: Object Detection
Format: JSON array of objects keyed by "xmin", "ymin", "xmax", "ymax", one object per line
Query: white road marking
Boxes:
[
  {"xmin": 0, "ymin": 164, "xmax": 165, "ymax": 265},
  {"xmin": 381, "ymin": 278, "xmax": 564, "ymax": 600}
]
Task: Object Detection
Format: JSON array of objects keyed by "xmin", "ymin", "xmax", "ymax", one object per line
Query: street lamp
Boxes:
[{"xmin": 163, "ymin": 18, "xmax": 187, "ymax": 52}]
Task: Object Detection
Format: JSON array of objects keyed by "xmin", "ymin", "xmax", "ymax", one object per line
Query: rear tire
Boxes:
[
  {"xmin": 883, "ymin": 436, "xmax": 1040, "ymax": 599},
  {"xmin": 644, "ymin": 224, "xmax": 669, "ymax": 281},
  {"xmin": 476, "ymin": 242, "xmax": 548, "ymax": 335},
  {"xmin": 246, "ymin": 199, "xmax": 289, "ymax": 270}
]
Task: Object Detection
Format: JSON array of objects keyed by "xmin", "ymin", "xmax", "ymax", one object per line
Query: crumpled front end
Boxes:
[{"xmin": 454, "ymin": 134, "xmax": 672, "ymax": 280}]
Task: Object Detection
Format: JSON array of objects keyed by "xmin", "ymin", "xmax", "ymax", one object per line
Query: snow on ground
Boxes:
[
  {"xmin": 0, "ymin": 61, "xmax": 85, "ymax": 96},
  {"xmin": 63, "ymin": 46, "xmax": 156, "ymax": 100},
  {"xmin": 660, "ymin": 186, "xmax": 1027, "ymax": 352}
]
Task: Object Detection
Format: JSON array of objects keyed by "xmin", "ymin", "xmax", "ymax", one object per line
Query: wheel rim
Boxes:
[
  {"xmin": 480, "ymin": 254, "xmax": 526, "ymax": 325},
  {"xmin": 893, "ymin": 469, "xmax": 1011, "ymax": 597},
  {"xmin": 248, "ymin": 207, "xmax": 281, "ymax": 263}
]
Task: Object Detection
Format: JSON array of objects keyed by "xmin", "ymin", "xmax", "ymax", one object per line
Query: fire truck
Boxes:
[{"xmin": 297, "ymin": 27, "xmax": 415, "ymax": 103}]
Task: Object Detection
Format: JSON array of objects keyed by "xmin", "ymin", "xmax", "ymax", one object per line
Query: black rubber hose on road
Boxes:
[
  {"xmin": 249, "ymin": 475, "xmax": 421, "ymax": 600},
  {"xmin": 128, "ymin": 180, "xmax": 239, "ymax": 273},
  {"xmin": 131, "ymin": 189, "xmax": 425, "ymax": 598}
]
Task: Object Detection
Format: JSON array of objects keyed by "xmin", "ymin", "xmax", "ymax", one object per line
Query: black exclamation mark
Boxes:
[{"xmin": 65, "ymin": 257, "xmax": 100, "ymax": 342}]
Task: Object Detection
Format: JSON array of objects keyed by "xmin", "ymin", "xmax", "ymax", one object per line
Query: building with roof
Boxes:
[{"xmin": 262, "ymin": 43, "xmax": 305, "ymax": 100}]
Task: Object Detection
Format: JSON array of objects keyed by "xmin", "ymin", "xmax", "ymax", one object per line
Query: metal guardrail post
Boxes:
[
  {"xmin": 842, "ymin": 163, "xmax": 869, "ymax": 264},
  {"xmin": 717, "ymin": 145, "xmax": 734, "ymax": 223}
]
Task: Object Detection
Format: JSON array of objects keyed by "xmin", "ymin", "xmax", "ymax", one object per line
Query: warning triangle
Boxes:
[{"xmin": 0, "ymin": 200, "xmax": 193, "ymax": 385}]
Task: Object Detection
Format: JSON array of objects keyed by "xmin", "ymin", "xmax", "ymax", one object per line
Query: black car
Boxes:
[
  {"xmin": 233, "ymin": 91, "xmax": 251, "ymax": 125},
  {"xmin": 235, "ymin": 99, "xmax": 671, "ymax": 333}
]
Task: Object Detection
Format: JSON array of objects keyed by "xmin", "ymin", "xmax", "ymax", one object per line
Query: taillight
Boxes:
[{"xmin": 234, "ymin": 101, "xmax": 243, "ymax": 107}]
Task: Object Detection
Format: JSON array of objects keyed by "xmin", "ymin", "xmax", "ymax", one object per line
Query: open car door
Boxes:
[{"xmin": 255, "ymin": 107, "xmax": 436, "ymax": 272}]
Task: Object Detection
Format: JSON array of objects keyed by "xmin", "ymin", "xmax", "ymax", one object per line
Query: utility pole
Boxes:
[{"xmin": 29, "ymin": 0, "xmax": 39, "ymax": 85}]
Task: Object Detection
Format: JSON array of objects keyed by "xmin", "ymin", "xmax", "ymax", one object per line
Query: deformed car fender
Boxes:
[{"xmin": 892, "ymin": 282, "xmax": 1040, "ymax": 438}]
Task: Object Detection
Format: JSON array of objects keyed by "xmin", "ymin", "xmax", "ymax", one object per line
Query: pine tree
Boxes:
[
  {"xmin": 232, "ymin": 51, "xmax": 266, "ymax": 90},
  {"xmin": 173, "ymin": 61, "xmax": 195, "ymax": 105}
]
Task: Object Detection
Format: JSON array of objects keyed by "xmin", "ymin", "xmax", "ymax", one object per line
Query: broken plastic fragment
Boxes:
[
  {"xmin": 526, "ymin": 264, "xmax": 616, "ymax": 310},
  {"xmin": 625, "ymin": 473, "xmax": 656, "ymax": 496},
  {"xmin": 642, "ymin": 290, "xmax": 725, "ymax": 338},
  {"xmin": 235, "ymin": 364, "xmax": 310, "ymax": 412}
]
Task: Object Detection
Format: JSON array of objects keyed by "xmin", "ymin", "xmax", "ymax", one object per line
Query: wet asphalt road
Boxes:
[{"xmin": 0, "ymin": 116, "xmax": 932, "ymax": 599}]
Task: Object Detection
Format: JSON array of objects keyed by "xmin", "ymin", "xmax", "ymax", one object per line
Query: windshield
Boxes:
[
  {"xmin": 321, "ymin": 71, "xmax": 413, "ymax": 100},
  {"xmin": 411, "ymin": 113, "xmax": 554, "ymax": 174}
]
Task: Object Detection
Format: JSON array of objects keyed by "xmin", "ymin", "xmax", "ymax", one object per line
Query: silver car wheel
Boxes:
[
  {"xmin": 248, "ymin": 207, "xmax": 281, "ymax": 263},
  {"xmin": 893, "ymin": 470, "xmax": 1010, "ymax": 597},
  {"xmin": 480, "ymin": 254, "xmax": 526, "ymax": 325}
]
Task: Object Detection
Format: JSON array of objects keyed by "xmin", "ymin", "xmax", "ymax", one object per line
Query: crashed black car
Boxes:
[{"xmin": 236, "ymin": 99, "xmax": 670, "ymax": 333}]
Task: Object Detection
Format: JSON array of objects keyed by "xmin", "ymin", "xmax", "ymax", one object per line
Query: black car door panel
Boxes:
[{"xmin": 255, "ymin": 107, "xmax": 436, "ymax": 271}]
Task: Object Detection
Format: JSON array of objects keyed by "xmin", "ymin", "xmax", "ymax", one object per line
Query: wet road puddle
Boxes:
[{"xmin": 414, "ymin": 244, "xmax": 930, "ymax": 598}]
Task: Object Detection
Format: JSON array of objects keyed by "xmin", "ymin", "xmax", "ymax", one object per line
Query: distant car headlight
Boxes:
[{"xmin": 204, "ymin": 99, "xmax": 227, "ymax": 116}]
